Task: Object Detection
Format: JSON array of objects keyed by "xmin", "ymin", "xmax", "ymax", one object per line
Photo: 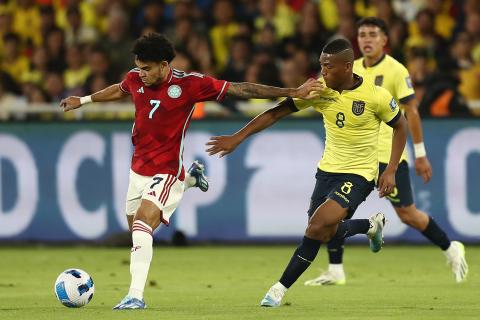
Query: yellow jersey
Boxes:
[
  {"xmin": 292, "ymin": 75, "xmax": 400, "ymax": 181},
  {"xmin": 353, "ymin": 55, "xmax": 415, "ymax": 164}
]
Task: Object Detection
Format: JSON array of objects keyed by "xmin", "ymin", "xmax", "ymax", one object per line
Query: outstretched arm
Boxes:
[
  {"xmin": 206, "ymin": 99, "xmax": 297, "ymax": 157},
  {"xmin": 226, "ymin": 78, "xmax": 323, "ymax": 100},
  {"xmin": 378, "ymin": 113, "xmax": 408, "ymax": 197},
  {"xmin": 402, "ymin": 98, "xmax": 432, "ymax": 183},
  {"xmin": 60, "ymin": 84, "xmax": 129, "ymax": 112}
]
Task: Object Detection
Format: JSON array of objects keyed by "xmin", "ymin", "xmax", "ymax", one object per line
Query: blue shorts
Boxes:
[
  {"xmin": 378, "ymin": 160, "xmax": 414, "ymax": 207},
  {"xmin": 308, "ymin": 169, "xmax": 375, "ymax": 219}
]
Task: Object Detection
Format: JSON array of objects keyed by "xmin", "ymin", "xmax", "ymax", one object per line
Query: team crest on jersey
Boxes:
[
  {"xmin": 167, "ymin": 85, "xmax": 182, "ymax": 98},
  {"xmin": 351, "ymin": 100, "xmax": 365, "ymax": 116},
  {"xmin": 375, "ymin": 75, "xmax": 384, "ymax": 86}
]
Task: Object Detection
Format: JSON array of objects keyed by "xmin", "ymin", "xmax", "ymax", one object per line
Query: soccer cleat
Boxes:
[
  {"xmin": 304, "ymin": 270, "xmax": 346, "ymax": 286},
  {"xmin": 445, "ymin": 241, "xmax": 468, "ymax": 283},
  {"xmin": 367, "ymin": 212, "xmax": 386, "ymax": 253},
  {"xmin": 187, "ymin": 160, "xmax": 209, "ymax": 192},
  {"xmin": 112, "ymin": 296, "xmax": 146, "ymax": 310},
  {"xmin": 260, "ymin": 285, "xmax": 285, "ymax": 307}
]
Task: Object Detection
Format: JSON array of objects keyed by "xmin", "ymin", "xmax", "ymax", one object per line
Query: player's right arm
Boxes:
[
  {"xmin": 376, "ymin": 89, "xmax": 408, "ymax": 197},
  {"xmin": 226, "ymin": 78, "xmax": 324, "ymax": 100},
  {"xmin": 206, "ymin": 98, "xmax": 298, "ymax": 157},
  {"xmin": 60, "ymin": 84, "xmax": 129, "ymax": 112}
]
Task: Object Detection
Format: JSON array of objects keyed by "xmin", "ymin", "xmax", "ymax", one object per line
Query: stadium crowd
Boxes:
[{"xmin": 0, "ymin": 0, "xmax": 479, "ymax": 119}]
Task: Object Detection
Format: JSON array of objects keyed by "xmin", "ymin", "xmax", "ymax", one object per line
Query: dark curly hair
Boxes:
[{"xmin": 132, "ymin": 33, "xmax": 176, "ymax": 63}]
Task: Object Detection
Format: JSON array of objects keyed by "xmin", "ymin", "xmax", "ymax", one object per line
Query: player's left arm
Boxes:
[
  {"xmin": 226, "ymin": 78, "xmax": 324, "ymax": 100},
  {"xmin": 206, "ymin": 98, "xmax": 298, "ymax": 157},
  {"xmin": 402, "ymin": 98, "xmax": 432, "ymax": 183}
]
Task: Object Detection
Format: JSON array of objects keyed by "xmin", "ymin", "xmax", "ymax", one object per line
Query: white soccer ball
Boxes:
[{"xmin": 54, "ymin": 268, "xmax": 95, "ymax": 308}]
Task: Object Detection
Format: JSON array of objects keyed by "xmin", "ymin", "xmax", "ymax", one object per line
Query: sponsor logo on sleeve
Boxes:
[
  {"xmin": 405, "ymin": 76, "xmax": 413, "ymax": 88},
  {"xmin": 389, "ymin": 98, "xmax": 398, "ymax": 111}
]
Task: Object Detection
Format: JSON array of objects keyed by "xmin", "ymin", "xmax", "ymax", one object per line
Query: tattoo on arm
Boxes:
[{"xmin": 227, "ymin": 82, "xmax": 291, "ymax": 99}]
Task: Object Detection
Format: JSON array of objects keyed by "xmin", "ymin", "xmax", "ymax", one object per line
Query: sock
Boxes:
[
  {"xmin": 328, "ymin": 263, "xmax": 345, "ymax": 275},
  {"xmin": 183, "ymin": 172, "xmax": 196, "ymax": 191},
  {"xmin": 128, "ymin": 220, "xmax": 153, "ymax": 300},
  {"xmin": 327, "ymin": 237, "xmax": 345, "ymax": 264},
  {"xmin": 272, "ymin": 281, "xmax": 287, "ymax": 294},
  {"xmin": 421, "ymin": 216, "xmax": 451, "ymax": 251},
  {"xmin": 332, "ymin": 219, "xmax": 370, "ymax": 240},
  {"xmin": 279, "ymin": 236, "xmax": 321, "ymax": 288}
]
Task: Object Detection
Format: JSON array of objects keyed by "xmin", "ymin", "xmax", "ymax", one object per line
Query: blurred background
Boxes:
[{"xmin": 0, "ymin": 0, "xmax": 479, "ymax": 244}]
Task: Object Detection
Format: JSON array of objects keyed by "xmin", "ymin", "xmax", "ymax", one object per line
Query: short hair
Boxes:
[
  {"xmin": 322, "ymin": 38, "xmax": 352, "ymax": 54},
  {"xmin": 356, "ymin": 17, "xmax": 389, "ymax": 36},
  {"xmin": 132, "ymin": 33, "xmax": 176, "ymax": 63}
]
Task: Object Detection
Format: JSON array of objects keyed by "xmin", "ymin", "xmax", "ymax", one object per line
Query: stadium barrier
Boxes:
[{"xmin": 0, "ymin": 119, "xmax": 479, "ymax": 243}]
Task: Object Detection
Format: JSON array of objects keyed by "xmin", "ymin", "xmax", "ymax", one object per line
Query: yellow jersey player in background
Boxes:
[
  {"xmin": 305, "ymin": 17, "xmax": 468, "ymax": 287},
  {"xmin": 206, "ymin": 38, "xmax": 408, "ymax": 307}
]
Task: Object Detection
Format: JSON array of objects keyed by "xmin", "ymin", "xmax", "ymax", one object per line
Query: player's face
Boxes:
[
  {"xmin": 357, "ymin": 25, "xmax": 387, "ymax": 59},
  {"xmin": 135, "ymin": 58, "xmax": 169, "ymax": 86},
  {"xmin": 319, "ymin": 53, "xmax": 351, "ymax": 90}
]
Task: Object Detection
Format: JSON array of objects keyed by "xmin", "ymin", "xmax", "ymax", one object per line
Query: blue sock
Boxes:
[
  {"xmin": 332, "ymin": 219, "xmax": 370, "ymax": 239},
  {"xmin": 422, "ymin": 216, "xmax": 451, "ymax": 250},
  {"xmin": 327, "ymin": 237, "xmax": 345, "ymax": 264},
  {"xmin": 279, "ymin": 236, "xmax": 321, "ymax": 288}
]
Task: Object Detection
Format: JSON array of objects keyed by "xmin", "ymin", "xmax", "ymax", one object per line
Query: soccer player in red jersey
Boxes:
[{"xmin": 60, "ymin": 33, "xmax": 322, "ymax": 309}]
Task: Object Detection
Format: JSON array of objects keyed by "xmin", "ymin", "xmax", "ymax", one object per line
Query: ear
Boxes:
[
  {"xmin": 382, "ymin": 34, "xmax": 388, "ymax": 47},
  {"xmin": 345, "ymin": 61, "xmax": 353, "ymax": 72}
]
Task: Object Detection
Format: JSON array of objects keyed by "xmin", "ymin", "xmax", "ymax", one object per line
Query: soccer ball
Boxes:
[{"xmin": 54, "ymin": 268, "xmax": 95, "ymax": 308}]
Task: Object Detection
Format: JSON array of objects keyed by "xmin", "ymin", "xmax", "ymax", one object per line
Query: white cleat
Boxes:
[
  {"xmin": 304, "ymin": 270, "xmax": 346, "ymax": 286},
  {"xmin": 445, "ymin": 241, "xmax": 468, "ymax": 283},
  {"xmin": 260, "ymin": 285, "xmax": 286, "ymax": 307},
  {"xmin": 367, "ymin": 212, "xmax": 386, "ymax": 253}
]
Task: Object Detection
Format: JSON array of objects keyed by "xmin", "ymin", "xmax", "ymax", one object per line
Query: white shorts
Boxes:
[{"xmin": 126, "ymin": 170, "xmax": 185, "ymax": 225}]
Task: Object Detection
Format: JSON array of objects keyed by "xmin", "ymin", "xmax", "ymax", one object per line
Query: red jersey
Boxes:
[{"xmin": 120, "ymin": 68, "xmax": 230, "ymax": 179}]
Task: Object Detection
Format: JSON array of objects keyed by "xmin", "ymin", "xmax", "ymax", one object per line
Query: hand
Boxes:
[
  {"xmin": 378, "ymin": 167, "xmax": 396, "ymax": 198},
  {"xmin": 60, "ymin": 96, "xmax": 82, "ymax": 112},
  {"xmin": 292, "ymin": 78, "xmax": 325, "ymax": 99},
  {"xmin": 415, "ymin": 156, "xmax": 432, "ymax": 183},
  {"xmin": 206, "ymin": 135, "xmax": 242, "ymax": 157}
]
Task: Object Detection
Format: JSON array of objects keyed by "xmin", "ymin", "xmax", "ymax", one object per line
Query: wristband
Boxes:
[
  {"xmin": 79, "ymin": 95, "xmax": 92, "ymax": 105},
  {"xmin": 414, "ymin": 142, "xmax": 426, "ymax": 158}
]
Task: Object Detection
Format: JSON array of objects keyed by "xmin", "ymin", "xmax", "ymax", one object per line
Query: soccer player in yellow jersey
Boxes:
[
  {"xmin": 305, "ymin": 17, "xmax": 468, "ymax": 287},
  {"xmin": 207, "ymin": 38, "xmax": 408, "ymax": 307}
]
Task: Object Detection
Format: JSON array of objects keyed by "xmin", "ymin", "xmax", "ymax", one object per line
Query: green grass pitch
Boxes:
[{"xmin": 0, "ymin": 245, "xmax": 477, "ymax": 320}]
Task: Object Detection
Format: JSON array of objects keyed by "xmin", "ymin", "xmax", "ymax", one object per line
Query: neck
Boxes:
[
  {"xmin": 336, "ymin": 74, "xmax": 358, "ymax": 92},
  {"xmin": 154, "ymin": 67, "xmax": 170, "ymax": 86},
  {"xmin": 363, "ymin": 53, "xmax": 384, "ymax": 67}
]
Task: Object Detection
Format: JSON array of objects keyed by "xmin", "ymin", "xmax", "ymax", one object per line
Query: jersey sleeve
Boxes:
[
  {"xmin": 394, "ymin": 64, "xmax": 415, "ymax": 104},
  {"xmin": 290, "ymin": 76, "xmax": 325, "ymax": 111},
  {"xmin": 194, "ymin": 75, "xmax": 230, "ymax": 102},
  {"xmin": 290, "ymin": 98, "xmax": 314, "ymax": 111},
  {"xmin": 119, "ymin": 72, "xmax": 132, "ymax": 94},
  {"xmin": 376, "ymin": 86, "xmax": 401, "ymax": 126}
]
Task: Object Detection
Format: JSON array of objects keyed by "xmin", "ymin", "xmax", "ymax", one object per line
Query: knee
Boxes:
[
  {"xmin": 135, "ymin": 207, "xmax": 160, "ymax": 230},
  {"xmin": 306, "ymin": 222, "xmax": 335, "ymax": 242}
]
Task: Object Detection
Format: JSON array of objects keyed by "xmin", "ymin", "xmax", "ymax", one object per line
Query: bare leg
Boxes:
[
  {"xmin": 394, "ymin": 204, "xmax": 429, "ymax": 231},
  {"xmin": 127, "ymin": 215, "xmax": 134, "ymax": 232}
]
